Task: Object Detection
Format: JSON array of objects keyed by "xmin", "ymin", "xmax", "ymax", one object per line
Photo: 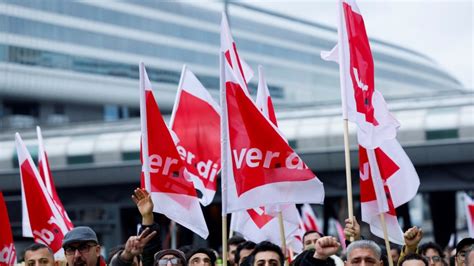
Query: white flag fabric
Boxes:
[
  {"xmin": 230, "ymin": 205, "xmax": 303, "ymax": 252},
  {"xmin": 255, "ymin": 65, "xmax": 278, "ymax": 126},
  {"xmin": 16, "ymin": 133, "xmax": 69, "ymax": 254},
  {"xmin": 37, "ymin": 126, "xmax": 74, "ymax": 231},
  {"xmin": 170, "ymin": 66, "xmax": 221, "ymax": 206},
  {"xmin": 321, "ymin": 0, "xmax": 399, "ymax": 149},
  {"xmin": 220, "ymin": 57, "xmax": 324, "ymax": 213},
  {"xmin": 464, "ymin": 193, "xmax": 474, "ymax": 237},
  {"xmin": 300, "ymin": 203, "xmax": 321, "ymax": 232},
  {"xmin": 221, "ymin": 12, "xmax": 254, "ymax": 92},
  {"xmin": 359, "ymin": 138, "xmax": 420, "ymax": 244},
  {"xmin": 139, "ymin": 62, "xmax": 209, "ymax": 239}
]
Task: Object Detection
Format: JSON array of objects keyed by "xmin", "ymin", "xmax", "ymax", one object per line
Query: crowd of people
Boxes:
[{"xmin": 21, "ymin": 188, "xmax": 474, "ymax": 266}]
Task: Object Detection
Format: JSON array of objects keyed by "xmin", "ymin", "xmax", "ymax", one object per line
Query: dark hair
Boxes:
[
  {"xmin": 291, "ymin": 249, "xmax": 335, "ymax": 266},
  {"xmin": 399, "ymin": 253, "xmax": 429, "ymax": 266},
  {"xmin": 302, "ymin": 230, "xmax": 324, "ymax": 243},
  {"xmin": 235, "ymin": 241, "xmax": 256, "ymax": 265},
  {"xmin": 418, "ymin": 242, "xmax": 444, "ymax": 258},
  {"xmin": 250, "ymin": 241, "xmax": 284, "ymax": 266},
  {"xmin": 23, "ymin": 243, "xmax": 54, "ymax": 262},
  {"xmin": 186, "ymin": 248, "xmax": 217, "ymax": 266},
  {"xmin": 229, "ymin": 236, "xmax": 246, "ymax": 247},
  {"xmin": 240, "ymin": 255, "xmax": 252, "ymax": 266}
]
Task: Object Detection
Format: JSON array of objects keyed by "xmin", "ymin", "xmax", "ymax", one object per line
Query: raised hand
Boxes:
[
  {"xmin": 132, "ymin": 188, "xmax": 154, "ymax": 225},
  {"xmin": 314, "ymin": 236, "xmax": 341, "ymax": 260},
  {"xmin": 344, "ymin": 216, "xmax": 361, "ymax": 241},
  {"xmin": 404, "ymin": 226, "xmax": 423, "ymax": 253},
  {"xmin": 120, "ymin": 227, "xmax": 158, "ymax": 261}
]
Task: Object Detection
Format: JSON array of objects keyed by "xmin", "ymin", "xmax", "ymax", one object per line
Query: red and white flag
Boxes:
[
  {"xmin": 221, "ymin": 12, "xmax": 254, "ymax": 92},
  {"xmin": 358, "ymin": 138, "xmax": 419, "ymax": 244},
  {"xmin": 300, "ymin": 203, "xmax": 320, "ymax": 232},
  {"xmin": 16, "ymin": 133, "xmax": 69, "ymax": 253},
  {"xmin": 0, "ymin": 192, "xmax": 16, "ymax": 266},
  {"xmin": 330, "ymin": 218, "xmax": 347, "ymax": 250},
  {"xmin": 37, "ymin": 126, "xmax": 74, "ymax": 231},
  {"xmin": 230, "ymin": 205, "xmax": 303, "ymax": 252},
  {"xmin": 220, "ymin": 56, "xmax": 324, "ymax": 213},
  {"xmin": 464, "ymin": 193, "xmax": 474, "ymax": 237},
  {"xmin": 255, "ymin": 65, "xmax": 277, "ymax": 126},
  {"xmin": 170, "ymin": 66, "xmax": 221, "ymax": 206},
  {"xmin": 321, "ymin": 0, "xmax": 399, "ymax": 149},
  {"xmin": 139, "ymin": 62, "xmax": 208, "ymax": 239}
]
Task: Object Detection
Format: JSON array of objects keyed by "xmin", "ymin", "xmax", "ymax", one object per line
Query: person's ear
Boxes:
[{"xmin": 95, "ymin": 245, "xmax": 101, "ymax": 256}]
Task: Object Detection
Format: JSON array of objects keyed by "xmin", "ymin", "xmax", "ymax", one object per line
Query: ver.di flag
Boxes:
[
  {"xmin": 16, "ymin": 133, "xmax": 69, "ymax": 253},
  {"xmin": 300, "ymin": 203, "xmax": 320, "ymax": 232},
  {"xmin": 230, "ymin": 205, "xmax": 303, "ymax": 253},
  {"xmin": 37, "ymin": 126, "xmax": 74, "ymax": 231},
  {"xmin": 464, "ymin": 193, "xmax": 474, "ymax": 237},
  {"xmin": 255, "ymin": 65, "xmax": 278, "ymax": 126},
  {"xmin": 359, "ymin": 138, "xmax": 419, "ymax": 244},
  {"xmin": 139, "ymin": 62, "xmax": 208, "ymax": 239},
  {"xmin": 220, "ymin": 56, "xmax": 324, "ymax": 213},
  {"xmin": 170, "ymin": 66, "xmax": 221, "ymax": 206},
  {"xmin": 321, "ymin": 0, "xmax": 399, "ymax": 149},
  {"xmin": 0, "ymin": 191, "xmax": 16, "ymax": 266},
  {"xmin": 221, "ymin": 12, "xmax": 254, "ymax": 92}
]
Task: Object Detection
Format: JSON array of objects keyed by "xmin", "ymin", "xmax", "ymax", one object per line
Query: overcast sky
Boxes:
[{"xmin": 243, "ymin": 0, "xmax": 473, "ymax": 89}]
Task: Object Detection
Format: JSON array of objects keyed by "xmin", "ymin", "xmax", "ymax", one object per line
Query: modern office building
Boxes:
[{"xmin": 0, "ymin": 0, "xmax": 472, "ymax": 254}]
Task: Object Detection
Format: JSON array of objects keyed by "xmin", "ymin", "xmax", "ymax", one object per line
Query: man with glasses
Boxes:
[
  {"xmin": 418, "ymin": 242, "xmax": 445, "ymax": 266},
  {"xmin": 154, "ymin": 249, "xmax": 186, "ymax": 266},
  {"xmin": 62, "ymin": 226, "xmax": 105, "ymax": 266},
  {"xmin": 455, "ymin": 238, "xmax": 474, "ymax": 266}
]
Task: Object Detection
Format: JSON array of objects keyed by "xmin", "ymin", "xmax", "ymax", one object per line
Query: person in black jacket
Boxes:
[{"xmin": 110, "ymin": 188, "xmax": 160, "ymax": 266}]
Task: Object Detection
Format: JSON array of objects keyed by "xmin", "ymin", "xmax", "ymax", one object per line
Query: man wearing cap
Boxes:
[
  {"xmin": 154, "ymin": 249, "xmax": 186, "ymax": 266},
  {"xmin": 62, "ymin": 226, "xmax": 105, "ymax": 266},
  {"xmin": 455, "ymin": 238, "xmax": 474, "ymax": 266}
]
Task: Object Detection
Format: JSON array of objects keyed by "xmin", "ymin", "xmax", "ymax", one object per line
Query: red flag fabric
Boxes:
[
  {"xmin": 170, "ymin": 66, "xmax": 221, "ymax": 206},
  {"xmin": 37, "ymin": 126, "xmax": 74, "ymax": 231},
  {"xmin": 300, "ymin": 203, "xmax": 320, "ymax": 232},
  {"xmin": 221, "ymin": 58, "xmax": 324, "ymax": 213},
  {"xmin": 16, "ymin": 133, "xmax": 69, "ymax": 253},
  {"xmin": 464, "ymin": 193, "xmax": 474, "ymax": 237},
  {"xmin": 255, "ymin": 66, "xmax": 278, "ymax": 126},
  {"xmin": 221, "ymin": 12, "xmax": 254, "ymax": 92},
  {"xmin": 0, "ymin": 192, "xmax": 16, "ymax": 266},
  {"xmin": 321, "ymin": 0, "xmax": 399, "ymax": 149},
  {"xmin": 139, "ymin": 63, "xmax": 208, "ymax": 239},
  {"xmin": 358, "ymin": 138, "xmax": 419, "ymax": 244},
  {"xmin": 230, "ymin": 205, "xmax": 303, "ymax": 252}
]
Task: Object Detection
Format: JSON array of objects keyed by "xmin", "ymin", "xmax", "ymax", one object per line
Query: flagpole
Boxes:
[
  {"xmin": 337, "ymin": 0, "xmax": 355, "ymax": 241},
  {"xmin": 343, "ymin": 120, "xmax": 354, "ymax": 241},
  {"xmin": 379, "ymin": 214, "xmax": 394, "ymax": 266},
  {"xmin": 220, "ymin": 51, "xmax": 228, "ymax": 266},
  {"xmin": 170, "ymin": 221, "xmax": 177, "ymax": 249},
  {"xmin": 278, "ymin": 211, "xmax": 288, "ymax": 266}
]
